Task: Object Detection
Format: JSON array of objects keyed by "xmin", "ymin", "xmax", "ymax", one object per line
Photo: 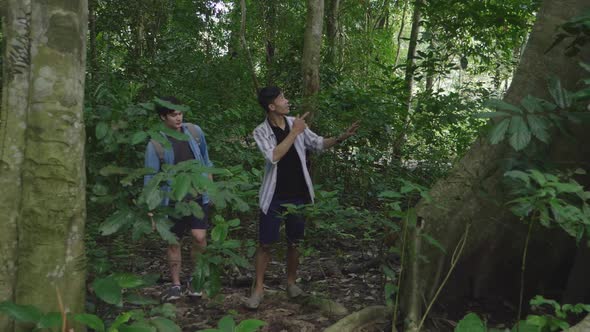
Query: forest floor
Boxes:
[
  {"xmin": 94, "ymin": 236, "xmax": 518, "ymax": 332},
  {"xmin": 148, "ymin": 243, "xmax": 388, "ymax": 331}
]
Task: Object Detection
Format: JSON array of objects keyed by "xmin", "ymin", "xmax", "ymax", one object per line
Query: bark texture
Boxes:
[
  {"xmin": 400, "ymin": 0, "xmax": 590, "ymax": 329},
  {"xmin": 302, "ymin": 0, "xmax": 325, "ymax": 120},
  {"xmin": 0, "ymin": 0, "xmax": 88, "ymax": 330}
]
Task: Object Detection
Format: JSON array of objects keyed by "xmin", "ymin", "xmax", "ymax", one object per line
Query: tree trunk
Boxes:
[
  {"xmin": 302, "ymin": 0, "xmax": 324, "ymax": 122},
  {"xmin": 326, "ymin": 0, "xmax": 340, "ymax": 65},
  {"xmin": 393, "ymin": 0, "xmax": 408, "ymax": 67},
  {"xmin": 264, "ymin": 1, "xmax": 277, "ymax": 85},
  {"xmin": 392, "ymin": 0, "xmax": 422, "ymax": 158},
  {"xmin": 239, "ymin": 0, "xmax": 260, "ymax": 92},
  {"xmin": 0, "ymin": 1, "xmax": 88, "ymax": 330},
  {"xmin": 399, "ymin": 0, "xmax": 590, "ymax": 330}
]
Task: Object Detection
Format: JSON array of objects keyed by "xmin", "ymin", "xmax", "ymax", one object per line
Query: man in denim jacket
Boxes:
[
  {"xmin": 144, "ymin": 96, "xmax": 213, "ymax": 302},
  {"xmin": 245, "ymin": 87, "xmax": 359, "ymax": 309}
]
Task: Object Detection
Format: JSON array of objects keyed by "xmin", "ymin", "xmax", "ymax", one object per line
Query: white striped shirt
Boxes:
[{"xmin": 253, "ymin": 116, "xmax": 325, "ymax": 214}]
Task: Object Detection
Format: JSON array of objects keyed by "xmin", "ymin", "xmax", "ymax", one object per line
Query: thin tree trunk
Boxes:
[
  {"xmin": 302, "ymin": 0, "xmax": 325, "ymax": 122},
  {"xmin": 393, "ymin": 0, "xmax": 408, "ymax": 67},
  {"xmin": 239, "ymin": 0, "xmax": 260, "ymax": 92},
  {"xmin": 392, "ymin": 0, "xmax": 422, "ymax": 158},
  {"xmin": 264, "ymin": 1, "xmax": 277, "ymax": 85},
  {"xmin": 326, "ymin": 0, "xmax": 340, "ymax": 65},
  {"xmin": 0, "ymin": 1, "xmax": 88, "ymax": 330}
]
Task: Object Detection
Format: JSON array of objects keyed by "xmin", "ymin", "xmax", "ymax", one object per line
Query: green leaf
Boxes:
[
  {"xmin": 150, "ymin": 303, "xmax": 177, "ymax": 319},
  {"xmin": 96, "ymin": 122, "xmax": 109, "ymax": 139},
  {"xmin": 93, "ymin": 276, "xmax": 122, "ymax": 306},
  {"xmin": 505, "ymin": 170, "xmax": 530, "ymax": 185},
  {"xmin": 484, "ymin": 99, "xmax": 522, "ymax": 113},
  {"xmin": 520, "ymin": 95, "xmax": 544, "ymax": 113},
  {"xmin": 75, "ymin": 313, "xmax": 105, "ymax": 332},
  {"xmin": 154, "ymin": 98, "xmax": 190, "ymax": 113},
  {"xmin": 227, "ymin": 219, "xmax": 240, "ymax": 227},
  {"xmin": 150, "ymin": 317, "xmax": 181, "ymax": 332},
  {"xmin": 111, "ymin": 312, "xmax": 132, "ymax": 329},
  {"xmin": 526, "ymin": 115, "xmax": 550, "ymax": 144},
  {"xmin": 455, "ymin": 313, "xmax": 486, "ymax": 332},
  {"xmin": 100, "ymin": 210, "xmax": 132, "ymax": 236},
  {"xmin": 511, "ymin": 320, "xmax": 542, "ymax": 332},
  {"xmin": 172, "ymin": 174, "xmax": 191, "ymax": 201},
  {"xmin": 218, "ymin": 315, "xmax": 236, "ymax": 332},
  {"xmin": 37, "ymin": 312, "xmax": 62, "ymax": 329},
  {"xmin": 508, "ymin": 116, "xmax": 531, "ymax": 151},
  {"xmin": 145, "ymin": 188, "xmax": 163, "ymax": 210},
  {"xmin": 132, "ymin": 131, "xmax": 149, "ymax": 145},
  {"xmin": 211, "ymin": 224, "xmax": 229, "ymax": 242},
  {"xmin": 488, "ymin": 118, "xmax": 510, "ymax": 144},
  {"xmin": 113, "ymin": 273, "xmax": 145, "ymax": 289},
  {"xmin": 235, "ymin": 319, "xmax": 266, "ymax": 332},
  {"xmin": 155, "ymin": 218, "xmax": 178, "ymax": 245},
  {"xmin": 548, "ymin": 76, "xmax": 569, "ymax": 108},
  {"xmin": 0, "ymin": 301, "xmax": 43, "ymax": 323}
]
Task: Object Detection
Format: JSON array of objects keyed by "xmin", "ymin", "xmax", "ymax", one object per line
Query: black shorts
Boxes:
[
  {"xmin": 258, "ymin": 198, "xmax": 308, "ymax": 245},
  {"xmin": 170, "ymin": 202, "xmax": 209, "ymax": 239}
]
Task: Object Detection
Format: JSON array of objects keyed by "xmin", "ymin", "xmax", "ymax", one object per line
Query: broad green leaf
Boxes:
[
  {"xmin": 508, "ymin": 116, "xmax": 531, "ymax": 151},
  {"xmin": 93, "ymin": 277, "xmax": 122, "ymax": 306},
  {"xmin": 488, "ymin": 118, "xmax": 510, "ymax": 144},
  {"xmin": 526, "ymin": 115, "xmax": 550, "ymax": 144},
  {"xmin": 119, "ymin": 322, "xmax": 157, "ymax": 332},
  {"xmin": 529, "ymin": 170, "xmax": 547, "ymax": 186},
  {"xmin": 145, "ymin": 188, "xmax": 163, "ymax": 210},
  {"xmin": 548, "ymin": 76, "xmax": 568, "ymax": 108},
  {"xmin": 217, "ymin": 315, "xmax": 235, "ymax": 332},
  {"xmin": 171, "ymin": 174, "xmax": 191, "ymax": 201},
  {"xmin": 211, "ymin": 224, "xmax": 229, "ymax": 242},
  {"xmin": 154, "ymin": 98, "xmax": 190, "ymax": 113},
  {"xmin": 150, "ymin": 303, "xmax": 176, "ymax": 319},
  {"xmin": 0, "ymin": 301, "xmax": 42, "ymax": 323},
  {"xmin": 110, "ymin": 312, "xmax": 132, "ymax": 329},
  {"xmin": 384, "ymin": 283, "xmax": 395, "ymax": 306},
  {"xmin": 505, "ymin": 170, "xmax": 530, "ymax": 184},
  {"xmin": 37, "ymin": 312, "xmax": 62, "ymax": 329},
  {"xmin": 155, "ymin": 218, "xmax": 178, "ymax": 245},
  {"xmin": 132, "ymin": 131, "xmax": 149, "ymax": 145},
  {"xmin": 227, "ymin": 219, "xmax": 240, "ymax": 227},
  {"xmin": 100, "ymin": 210, "xmax": 132, "ymax": 236},
  {"xmin": 150, "ymin": 317, "xmax": 181, "ymax": 332},
  {"xmin": 236, "ymin": 319, "xmax": 266, "ymax": 332},
  {"xmin": 484, "ymin": 99, "xmax": 522, "ymax": 113},
  {"xmin": 511, "ymin": 320, "xmax": 541, "ymax": 332},
  {"xmin": 520, "ymin": 95, "xmax": 544, "ymax": 113},
  {"xmin": 96, "ymin": 122, "xmax": 109, "ymax": 139},
  {"xmin": 455, "ymin": 313, "xmax": 486, "ymax": 332},
  {"xmin": 113, "ymin": 273, "xmax": 144, "ymax": 289},
  {"xmin": 553, "ymin": 182, "xmax": 582, "ymax": 193},
  {"xmin": 75, "ymin": 313, "xmax": 106, "ymax": 332}
]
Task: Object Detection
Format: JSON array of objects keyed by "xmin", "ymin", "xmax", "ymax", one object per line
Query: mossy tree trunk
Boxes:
[
  {"xmin": 0, "ymin": 0, "xmax": 88, "ymax": 330},
  {"xmin": 399, "ymin": 0, "xmax": 590, "ymax": 330}
]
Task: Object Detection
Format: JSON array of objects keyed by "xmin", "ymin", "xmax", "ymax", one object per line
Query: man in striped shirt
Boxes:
[{"xmin": 245, "ymin": 86, "xmax": 359, "ymax": 309}]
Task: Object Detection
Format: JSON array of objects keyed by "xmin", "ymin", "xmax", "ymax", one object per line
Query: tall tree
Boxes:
[
  {"xmin": 400, "ymin": 0, "xmax": 590, "ymax": 330},
  {"xmin": 0, "ymin": 1, "xmax": 88, "ymax": 330},
  {"xmin": 301, "ymin": 0, "xmax": 325, "ymax": 120},
  {"xmin": 326, "ymin": 0, "xmax": 341, "ymax": 65}
]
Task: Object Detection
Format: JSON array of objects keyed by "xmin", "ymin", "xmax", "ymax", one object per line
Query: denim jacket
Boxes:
[{"xmin": 143, "ymin": 123, "xmax": 213, "ymax": 205}]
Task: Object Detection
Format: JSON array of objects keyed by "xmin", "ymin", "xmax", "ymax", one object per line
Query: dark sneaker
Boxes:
[
  {"xmin": 185, "ymin": 278, "xmax": 203, "ymax": 297},
  {"xmin": 161, "ymin": 285, "xmax": 182, "ymax": 302}
]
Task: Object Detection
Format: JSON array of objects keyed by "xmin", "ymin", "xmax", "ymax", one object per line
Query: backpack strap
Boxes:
[
  {"xmin": 150, "ymin": 139, "xmax": 166, "ymax": 166},
  {"xmin": 184, "ymin": 123, "xmax": 201, "ymax": 145}
]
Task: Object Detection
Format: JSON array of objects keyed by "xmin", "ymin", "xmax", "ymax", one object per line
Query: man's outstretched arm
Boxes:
[{"xmin": 323, "ymin": 121, "xmax": 360, "ymax": 149}]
